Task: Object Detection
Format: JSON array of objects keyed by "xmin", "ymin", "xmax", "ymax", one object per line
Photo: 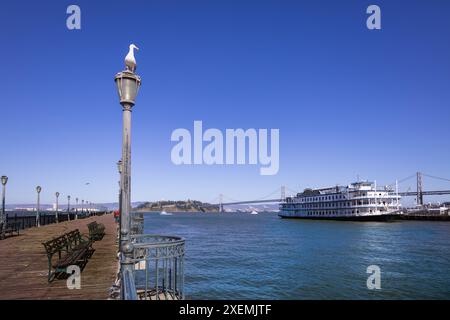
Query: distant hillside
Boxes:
[{"xmin": 134, "ymin": 200, "xmax": 219, "ymax": 212}]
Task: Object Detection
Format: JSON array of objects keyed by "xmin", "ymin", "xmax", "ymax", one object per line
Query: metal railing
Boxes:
[
  {"xmin": 123, "ymin": 234, "xmax": 185, "ymax": 300},
  {"xmin": 4, "ymin": 211, "xmax": 109, "ymax": 231},
  {"xmin": 130, "ymin": 212, "xmax": 144, "ymax": 235},
  {"xmin": 121, "ymin": 267, "xmax": 138, "ymax": 300}
]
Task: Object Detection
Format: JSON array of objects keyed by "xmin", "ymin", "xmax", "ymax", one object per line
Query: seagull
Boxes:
[{"xmin": 125, "ymin": 44, "xmax": 139, "ymax": 72}]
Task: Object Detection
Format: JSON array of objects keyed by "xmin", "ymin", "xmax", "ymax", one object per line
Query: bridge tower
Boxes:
[
  {"xmin": 281, "ymin": 185, "xmax": 286, "ymax": 201},
  {"xmin": 219, "ymin": 194, "xmax": 223, "ymax": 212},
  {"xmin": 416, "ymin": 172, "xmax": 423, "ymax": 206}
]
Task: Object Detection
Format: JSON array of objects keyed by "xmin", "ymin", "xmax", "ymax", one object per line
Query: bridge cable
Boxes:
[
  {"xmin": 386, "ymin": 173, "xmax": 417, "ymax": 189},
  {"xmin": 222, "ymin": 195, "xmax": 242, "ymax": 202},
  {"xmin": 252, "ymin": 188, "xmax": 282, "ymax": 201},
  {"xmin": 285, "ymin": 186, "xmax": 299, "ymax": 195},
  {"xmin": 221, "ymin": 187, "xmax": 281, "ymax": 203},
  {"xmin": 422, "ymin": 173, "xmax": 450, "ymax": 183}
]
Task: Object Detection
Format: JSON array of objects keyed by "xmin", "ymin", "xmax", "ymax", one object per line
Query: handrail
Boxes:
[{"xmin": 132, "ymin": 234, "xmax": 185, "ymax": 247}]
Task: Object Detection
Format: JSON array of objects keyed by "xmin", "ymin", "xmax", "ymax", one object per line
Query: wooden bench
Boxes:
[
  {"xmin": 0, "ymin": 222, "xmax": 20, "ymax": 239},
  {"xmin": 66, "ymin": 229, "xmax": 93, "ymax": 251},
  {"xmin": 42, "ymin": 229, "xmax": 94, "ymax": 282},
  {"xmin": 87, "ymin": 221, "xmax": 106, "ymax": 241}
]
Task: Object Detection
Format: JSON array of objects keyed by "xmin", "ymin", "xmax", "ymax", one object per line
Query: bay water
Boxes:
[{"xmin": 143, "ymin": 212, "xmax": 450, "ymax": 299}]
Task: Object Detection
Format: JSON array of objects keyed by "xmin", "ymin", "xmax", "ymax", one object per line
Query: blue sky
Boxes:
[{"xmin": 1, "ymin": 0, "xmax": 450, "ymax": 205}]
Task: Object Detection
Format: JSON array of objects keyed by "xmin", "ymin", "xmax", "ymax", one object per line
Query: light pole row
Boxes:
[
  {"xmin": 50, "ymin": 191, "xmax": 93, "ymax": 225},
  {"xmin": 37, "ymin": 188, "xmax": 92, "ymax": 226},
  {"xmin": 37, "ymin": 189, "xmax": 94, "ymax": 226},
  {"xmin": 0, "ymin": 176, "xmax": 94, "ymax": 229}
]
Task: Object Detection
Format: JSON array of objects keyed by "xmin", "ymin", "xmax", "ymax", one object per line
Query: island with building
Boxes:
[{"xmin": 134, "ymin": 200, "xmax": 219, "ymax": 213}]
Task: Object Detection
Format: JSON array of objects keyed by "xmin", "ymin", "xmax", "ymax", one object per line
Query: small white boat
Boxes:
[
  {"xmin": 250, "ymin": 210, "xmax": 258, "ymax": 215},
  {"xmin": 160, "ymin": 211, "xmax": 172, "ymax": 216}
]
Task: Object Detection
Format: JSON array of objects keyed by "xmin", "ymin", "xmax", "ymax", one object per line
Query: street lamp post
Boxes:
[
  {"xmin": 115, "ymin": 44, "xmax": 141, "ymax": 297},
  {"xmin": 55, "ymin": 192, "xmax": 60, "ymax": 223},
  {"xmin": 1, "ymin": 176, "xmax": 8, "ymax": 237},
  {"xmin": 36, "ymin": 186, "xmax": 42, "ymax": 227},
  {"xmin": 117, "ymin": 160, "xmax": 123, "ymax": 245},
  {"xmin": 81, "ymin": 199, "xmax": 84, "ymax": 216},
  {"xmin": 67, "ymin": 195, "xmax": 71, "ymax": 221},
  {"xmin": 75, "ymin": 197, "xmax": 79, "ymax": 220}
]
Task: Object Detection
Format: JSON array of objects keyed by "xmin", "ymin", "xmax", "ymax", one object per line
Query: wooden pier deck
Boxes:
[{"xmin": 0, "ymin": 214, "xmax": 118, "ymax": 300}]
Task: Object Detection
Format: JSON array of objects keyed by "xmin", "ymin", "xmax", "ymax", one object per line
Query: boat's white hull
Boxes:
[{"xmin": 278, "ymin": 211, "xmax": 401, "ymax": 222}]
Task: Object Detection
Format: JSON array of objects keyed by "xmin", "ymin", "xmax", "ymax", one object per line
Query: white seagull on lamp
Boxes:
[{"xmin": 125, "ymin": 44, "xmax": 139, "ymax": 72}]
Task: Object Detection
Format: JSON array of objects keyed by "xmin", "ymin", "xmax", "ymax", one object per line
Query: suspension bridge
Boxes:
[{"xmin": 204, "ymin": 172, "xmax": 450, "ymax": 211}]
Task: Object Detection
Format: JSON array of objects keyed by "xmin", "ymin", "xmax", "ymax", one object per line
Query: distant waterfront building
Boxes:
[
  {"xmin": 14, "ymin": 207, "xmax": 36, "ymax": 212},
  {"xmin": 49, "ymin": 203, "xmax": 63, "ymax": 211}
]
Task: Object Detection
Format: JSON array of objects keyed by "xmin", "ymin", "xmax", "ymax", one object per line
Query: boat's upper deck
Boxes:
[{"xmin": 285, "ymin": 181, "xmax": 401, "ymax": 204}]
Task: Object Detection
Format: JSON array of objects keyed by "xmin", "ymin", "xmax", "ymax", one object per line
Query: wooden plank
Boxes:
[{"xmin": 0, "ymin": 214, "xmax": 118, "ymax": 300}]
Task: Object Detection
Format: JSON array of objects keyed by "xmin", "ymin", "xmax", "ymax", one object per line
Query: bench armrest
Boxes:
[{"xmin": 80, "ymin": 234, "xmax": 92, "ymax": 244}]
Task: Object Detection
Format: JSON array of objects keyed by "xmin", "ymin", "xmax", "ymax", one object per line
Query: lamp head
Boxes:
[
  {"xmin": 36, "ymin": 186, "xmax": 42, "ymax": 193},
  {"xmin": 115, "ymin": 71, "xmax": 141, "ymax": 106},
  {"xmin": 1, "ymin": 176, "xmax": 7, "ymax": 186},
  {"xmin": 55, "ymin": 192, "xmax": 60, "ymax": 197}
]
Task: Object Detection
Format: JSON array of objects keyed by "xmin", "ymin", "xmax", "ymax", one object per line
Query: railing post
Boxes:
[{"xmin": 121, "ymin": 268, "xmax": 138, "ymax": 300}]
